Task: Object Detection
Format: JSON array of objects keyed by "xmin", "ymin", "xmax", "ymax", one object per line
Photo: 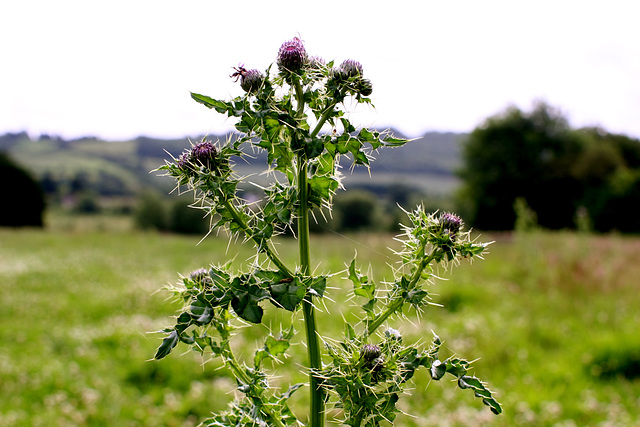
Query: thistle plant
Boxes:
[{"xmin": 152, "ymin": 37, "xmax": 502, "ymax": 426}]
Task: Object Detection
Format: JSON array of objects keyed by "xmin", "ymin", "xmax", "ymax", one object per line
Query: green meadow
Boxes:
[{"xmin": 1, "ymin": 215, "xmax": 639, "ymax": 426}]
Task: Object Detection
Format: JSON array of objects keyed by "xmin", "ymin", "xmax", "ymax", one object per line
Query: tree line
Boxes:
[
  {"xmin": 3, "ymin": 102, "xmax": 640, "ymax": 232},
  {"xmin": 458, "ymin": 101, "xmax": 640, "ymax": 232}
]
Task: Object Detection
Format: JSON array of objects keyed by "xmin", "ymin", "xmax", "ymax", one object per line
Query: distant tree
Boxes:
[
  {"xmin": 134, "ymin": 191, "xmax": 168, "ymax": 231},
  {"xmin": 0, "ymin": 152, "xmax": 45, "ymax": 227},
  {"xmin": 74, "ymin": 191, "xmax": 101, "ymax": 214},
  {"xmin": 332, "ymin": 190, "xmax": 381, "ymax": 231},
  {"xmin": 168, "ymin": 197, "xmax": 209, "ymax": 234},
  {"xmin": 458, "ymin": 102, "xmax": 583, "ymax": 230},
  {"xmin": 571, "ymin": 128, "xmax": 640, "ymax": 232},
  {"xmin": 40, "ymin": 171, "xmax": 59, "ymax": 196},
  {"xmin": 69, "ymin": 172, "xmax": 90, "ymax": 194}
]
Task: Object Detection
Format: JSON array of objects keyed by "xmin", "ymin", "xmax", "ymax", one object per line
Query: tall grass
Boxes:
[{"xmin": 1, "ymin": 219, "xmax": 639, "ymax": 426}]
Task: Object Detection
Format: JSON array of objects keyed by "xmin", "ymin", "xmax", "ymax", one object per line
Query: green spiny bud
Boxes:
[
  {"xmin": 384, "ymin": 328, "xmax": 402, "ymax": 341},
  {"xmin": 241, "ymin": 69, "xmax": 264, "ymax": 93},
  {"xmin": 176, "ymin": 152, "xmax": 195, "ymax": 175},
  {"xmin": 189, "ymin": 268, "xmax": 212, "ymax": 286},
  {"xmin": 356, "ymin": 78, "xmax": 373, "ymax": 96}
]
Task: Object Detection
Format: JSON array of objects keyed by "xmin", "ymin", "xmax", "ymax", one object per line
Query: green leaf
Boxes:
[
  {"xmin": 270, "ymin": 279, "xmax": 306, "ymax": 311},
  {"xmin": 309, "ymin": 175, "xmax": 339, "ymax": 202},
  {"xmin": 154, "ymin": 330, "xmax": 179, "ymax": 360},
  {"xmin": 231, "ymin": 294, "xmax": 264, "ymax": 323},
  {"xmin": 190, "ymin": 92, "xmax": 230, "ymax": 114},
  {"xmin": 381, "ymin": 135, "xmax": 410, "ymax": 147},
  {"xmin": 445, "ymin": 358, "xmax": 470, "ymax": 377},
  {"xmin": 305, "ymin": 136, "xmax": 325, "ymax": 159},
  {"xmin": 231, "ymin": 285, "xmax": 269, "ymax": 323},
  {"xmin": 190, "ymin": 299, "xmax": 213, "ymax": 325},
  {"xmin": 457, "ymin": 375, "xmax": 503, "ymax": 415},
  {"xmin": 309, "ymin": 276, "xmax": 327, "ymax": 297},
  {"xmin": 266, "ymin": 334, "xmax": 290, "ymax": 356},
  {"xmin": 430, "ymin": 360, "xmax": 446, "ymax": 380},
  {"xmin": 345, "ymin": 323, "xmax": 357, "ymax": 340}
]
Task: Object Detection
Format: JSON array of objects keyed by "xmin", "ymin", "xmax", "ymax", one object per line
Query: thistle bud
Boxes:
[
  {"xmin": 189, "ymin": 268, "xmax": 212, "ymax": 286},
  {"xmin": 356, "ymin": 78, "xmax": 373, "ymax": 96},
  {"xmin": 361, "ymin": 344, "xmax": 381, "ymax": 361},
  {"xmin": 440, "ymin": 212, "xmax": 463, "ymax": 235},
  {"xmin": 277, "ymin": 37, "xmax": 307, "ymax": 73},
  {"xmin": 384, "ymin": 328, "xmax": 402, "ymax": 341},
  {"xmin": 190, "ymin": 140, "xmax": 219, "ymax": 171},
  {"xmin": 308, "ymin": 55, "xmax": 325, "ymax": 70},
  {"xmin": 176, "ymin": 152, "xmax": 194, "ymax": 175},
  {"xmin": 240, "ymin": 69, "xmax": 264, "ymax": 93},
  {"xmin": 339, "ymin": 59, "xmax": 363, "ymax": 78}
]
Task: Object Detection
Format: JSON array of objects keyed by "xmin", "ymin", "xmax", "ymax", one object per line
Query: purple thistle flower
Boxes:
[
  {"xmin": 441, "ymin": 212, "xmax": 463, "ymax": 234},
  {"xmin": 277, "ymin": 37, "xmax": 308, "ymax": 73},
  {"xmin": 231, "ymin": 65, "xmax": 264, "ymax": 93},
  {"xmin": 240, "ymin": 69, "xmax": 264, "ymax": 93},
  {"xmin": 176, "ymin": 152, "xmax": 192, "ymax": 172},
  {"xmin": 339, "ymin": 59, "xmax": 363, "ymax": 78},
  {"xmin": 361, "ymin": 344, "xmax": 381, "ymax": 361},
  {"xmin": 190, "ymin": 140, "xmax": 219, "ymax": 170},
  {"xmin": 308, "ymin": 55, "xmax": 325, "ymax": 70}
]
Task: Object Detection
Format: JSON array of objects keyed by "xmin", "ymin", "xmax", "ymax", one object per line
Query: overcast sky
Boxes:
[{"xmin": 2, "ymin": 0, "xmax": 639, "ymax": 140}]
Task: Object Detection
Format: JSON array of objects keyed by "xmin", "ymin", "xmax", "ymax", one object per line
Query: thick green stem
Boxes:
[
  {"xmin": 293, "ymin": 76, "xmax": 324, "ymax": 427},
  {"xmin": 298, "ymin": 158, "xmax": 324, "ymax": 427}
]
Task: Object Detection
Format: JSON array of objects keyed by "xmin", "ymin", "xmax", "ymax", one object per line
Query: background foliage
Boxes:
[
  {"xmin": 0, "ymin": 152, "xmax": 45, "ymax": 227},
  {"xmin": 1, "ymin": 217, "xmax": 639, "ymax": 425},
  {"xmin": 459, "ymin": 101, "xmax": 640, "ymax": 232}
]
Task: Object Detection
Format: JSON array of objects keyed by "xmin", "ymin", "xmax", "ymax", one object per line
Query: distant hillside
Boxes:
[{"xmin": 1, "ymin": 130, "xmax": 465, "ymax": 199}]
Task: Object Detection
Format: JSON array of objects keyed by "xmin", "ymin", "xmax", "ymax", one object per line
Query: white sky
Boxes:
[{"xmin": 2, "ymin": 0, "xmax": 639, "ymax": 140}]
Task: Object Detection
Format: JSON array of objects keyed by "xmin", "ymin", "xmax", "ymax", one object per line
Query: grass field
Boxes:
[{"xmin": 1, "ymin": 216, "xmax": 639, "ymax": 426}]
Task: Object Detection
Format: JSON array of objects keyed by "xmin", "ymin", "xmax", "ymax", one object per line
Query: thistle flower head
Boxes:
[
  {"xmin": 189, "ymin": 268, "xmax": 212, "ymax": 286},
  {"xmin": 231, "ymin": 66, "xmax": 264, "ymax": 93},
  {"xmin": 339, "ymin": 59, "xmax": 363, "ymax": 78},
  {"xmin": 308, "ymin": 55, "xmax": 325, "ymax": 70},
  {"xmin": 360, "ymin": 344, "xmax": 381, "ymax": 361},
  {"xmin": 190, "ymin": 140, "xmax": 219, "ymax": 170},
  {"xmin": 241, "ymin": 69, "xmax": 264, "ymax": 93},
  {"xmin": 176, "ymin": 152, "xmax": 193, "ymax": 174},
  {"xmin": 440, "ymin": 212, "xmax": 463, "ymax": 235},
  {"xmin": 277, "ymin": 37, "xmax": 307, "ymax": 73}
]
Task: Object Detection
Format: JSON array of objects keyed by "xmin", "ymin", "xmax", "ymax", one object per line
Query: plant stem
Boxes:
[
  {"xmin": 224, "ymin": 350, "xmax": 287, "ymax": 427},
  {"xmin": 310, "ymin": 101, "xmax": 338, "ymax": 139},
  {"xmin": 365, "ymin": 248, "xmax": 439, "ymax": 337},
  {"xmin": 293, "ymin": 76, "xmax": 324, "ymax": 427},
  {"xmin": 222, "ymin": 199, "xmax": 293, "ymax": 277},
  {"xmin": 298, "ymin": 157, "xmax": 324, "ymax": 427}
]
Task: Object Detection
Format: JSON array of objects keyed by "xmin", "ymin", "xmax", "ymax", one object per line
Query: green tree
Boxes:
[
  {"xmin": 459, "ymin": 102, "xmax": 582, "ymax": 230},
  {"xmin": 133, "ymin": 190, "xmax": 168, "ymax": 231},
  {"xmin": 572, "ymin": 128, "xmax": 640, "ymax": 232},
  {"xmin": 0, "ymin": 152, "xmax": 45, "ymax": 227},
  {"xmin": 333, "ymin": 190, "xmax": 381, "ymax": 231},
  {"xmin": 168, "ymin": 196, "xmax": 210, "ymax": 234}
]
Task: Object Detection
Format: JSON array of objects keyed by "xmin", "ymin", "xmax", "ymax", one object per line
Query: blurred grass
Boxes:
[{"xmin": 1, "ymin": 216, "xmax": 639, "ymax": 426}]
